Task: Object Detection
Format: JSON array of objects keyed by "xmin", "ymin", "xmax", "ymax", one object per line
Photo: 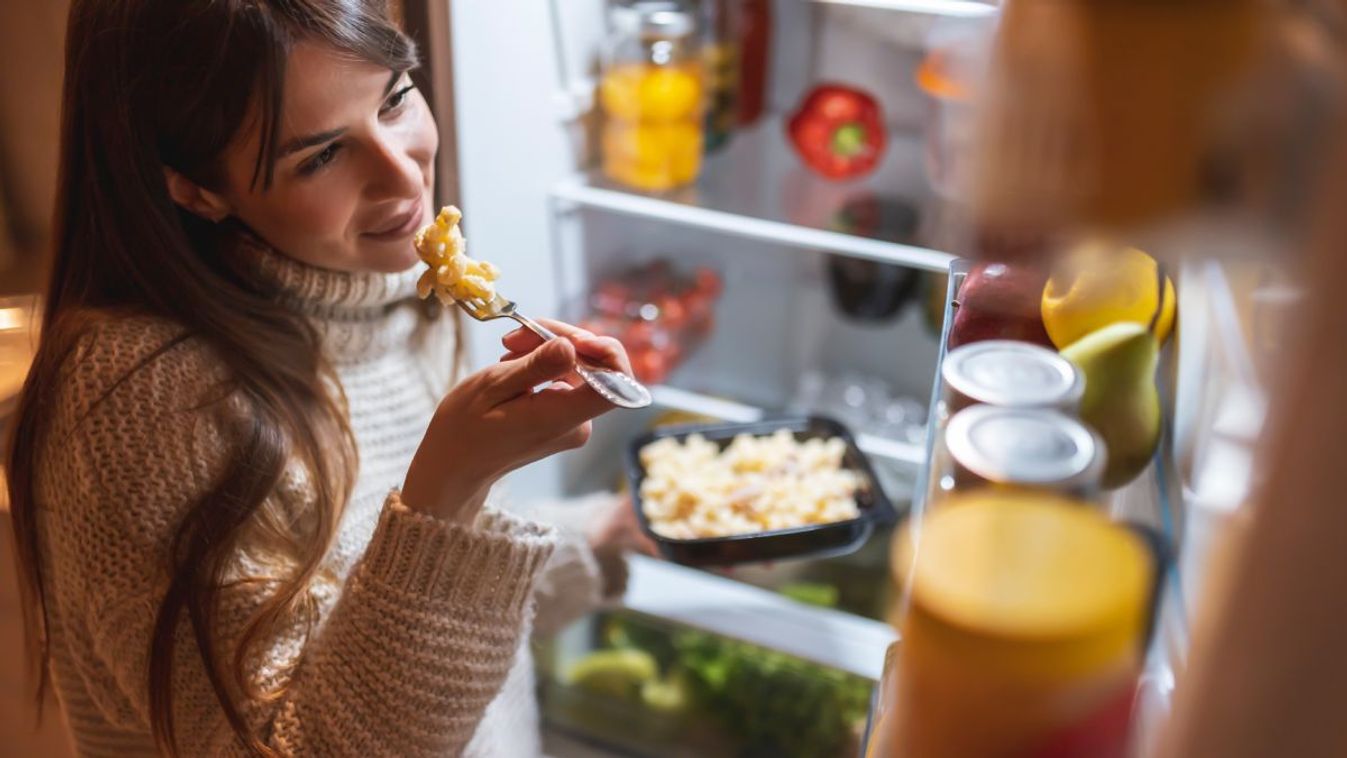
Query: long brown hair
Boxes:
[{"xmin": 4, "ymin": 1, "xmax": 420, "ymax": 755}]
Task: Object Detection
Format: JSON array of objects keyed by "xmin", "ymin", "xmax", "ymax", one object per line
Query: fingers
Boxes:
[
  {"xmin": 501, "ymin": 327, "xmax": 546, "ymax": 354},
  {"xmin": 529, "ymin": 417, "xmax": 594, "ymax": 461},
  {"xmin": 501, "ymin": 371, "xmax": 615, "ymax": 430},
  {"xmin": 501, "ymin": 320, "xmax": 634, "ymax": 376},
  {"xmin": 574, "ymin": 332, "xmax": 632, "ymax": 375},
  {"xmin": 481, "ymin": 338, "xmax": 576, "ymax": 405},
  {"xmin": 500, "ymin": 352, "xmax": 587, "ymax": 391},
  {"xmin": 631, "ymin": 530, "xmax": 660, "ymax": 557},
  {"xmin": 616, "ymin": 497, "xmax": 659, "ymax": 556}
]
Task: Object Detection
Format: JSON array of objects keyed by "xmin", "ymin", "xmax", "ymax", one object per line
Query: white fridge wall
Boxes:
[
  {"xmin": 449, "ymin": 0, "xmax": 945, "ymax": 500},
  {"xmin": 450, "ymin": 0, "xmax": 589, "ymax": 497}
]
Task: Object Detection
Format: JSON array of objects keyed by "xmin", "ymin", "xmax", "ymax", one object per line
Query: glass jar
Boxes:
[
  {"xmin": 735, "ymin": 0, "xmax": 770, "ymax": 126},
  {"xmin": 885, "ymin": 497, "xmax": 1156, "ymax": 758},
  {"xmin": 698, "ymin": 0, "xmax": 740, "ymax": 152},
  {"xmin": 940, "ymin": 340, "xmax": 1084, "ymax": 418},
  {"xmin": 916, "ymin": 42, "xmax": 976, "ymax": 202},
  {"xmin": 574, "ymin": 259, "xmax": 722, "ymax": 384},
  {"xmin": 941, "ymin": 405, "xmax": 1105, "ymax": 500},
  {"xmin": 600, "ymin": 1, "xmax": 706, "ymax": 192}
]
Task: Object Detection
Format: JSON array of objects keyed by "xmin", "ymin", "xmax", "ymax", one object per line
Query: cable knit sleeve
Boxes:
[
  {"xmin": 518, "ymin": 492, "xmax": 630, "ymax": 638},
  {"xmin": 35, "ymin": 318, "xmax": 556, "ymax": 757}
]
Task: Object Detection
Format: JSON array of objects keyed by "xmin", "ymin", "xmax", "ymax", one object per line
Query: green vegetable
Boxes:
[
  {"xmin": 674, "ymin": 631, "xmax": 870, "ymax": 758},
  {"xmin": 604, "ymin": 614, "xmax": 680, "ymax": 672},
  {"xmin": 594, "ymin": 614, "xmax": 871, "ymax": 757},
  {"xmin": 566, "ymin": 648, "xmax": 658, "ymax": 700},
  {"xmin": 780, "ymin": 582, "xmax": 840, "ymax": 609},
  {"xmin": 640, "ymin": 671, "xmax": 692, "ymax": 714}
]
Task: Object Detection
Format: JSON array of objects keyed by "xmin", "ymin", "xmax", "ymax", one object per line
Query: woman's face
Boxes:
[{"xmin": 218, "ymin": 42, "xmax": 437, "ymax": 273}]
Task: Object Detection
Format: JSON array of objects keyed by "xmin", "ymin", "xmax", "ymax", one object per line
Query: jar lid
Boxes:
[
  {"xmin": 896, "ymin": 496, "xmax": 1152, "ymax": 652},
  {"xmin": 943, "ymin": 340, "xmax": 1084, "ymax": 409},
  {"xmin": 610, "ymin": 1, "xmax": 695, "ymax": 38},
  {"xmin": 945, "ymin": 405, "xmax": 1103, "ymax": 488}
]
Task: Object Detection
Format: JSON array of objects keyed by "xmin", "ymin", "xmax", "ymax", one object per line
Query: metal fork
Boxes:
[{"xmin": 456, "ymin": 292, "xmax": 653, "ymax": 409}]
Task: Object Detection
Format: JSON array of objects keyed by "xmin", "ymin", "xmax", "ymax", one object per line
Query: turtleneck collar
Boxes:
[{"xmin": 244, "ymin": 241, "xmax": 436, "ymax": 366}]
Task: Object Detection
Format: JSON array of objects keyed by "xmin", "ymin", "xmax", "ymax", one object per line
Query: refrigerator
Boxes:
[{"xmin": 404, "ymin": 1, "xmax": 1290, "ymax": 755}]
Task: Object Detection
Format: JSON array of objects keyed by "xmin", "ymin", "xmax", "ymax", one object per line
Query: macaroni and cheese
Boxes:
[
  {"xmin": 639, "ymin": 430, "xmax": 862, "ymax": 539},
  {"xmin": 414, "ymin": 205, "xmax": 501, "ymax": 305}
]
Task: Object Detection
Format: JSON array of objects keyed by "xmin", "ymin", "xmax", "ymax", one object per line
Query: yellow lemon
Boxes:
[{"xmin": 1041, "ymin": 241, "xmax": 1176, "ymax": 349}]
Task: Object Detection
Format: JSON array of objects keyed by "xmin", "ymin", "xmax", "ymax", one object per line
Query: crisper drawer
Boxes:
[{"xmin": 537, "ymin": 606, "xmax": 876, "ymax": 758}]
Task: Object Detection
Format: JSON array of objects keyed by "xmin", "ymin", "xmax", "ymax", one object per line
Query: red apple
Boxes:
[{"xmin": 947, "ymin": 262, "xmax": 1053, "ymax": 349}]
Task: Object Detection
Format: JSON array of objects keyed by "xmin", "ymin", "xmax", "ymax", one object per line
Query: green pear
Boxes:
[{"xmin": 1061, "ymin": 322, "xmax": 1161, "ymax": 489}]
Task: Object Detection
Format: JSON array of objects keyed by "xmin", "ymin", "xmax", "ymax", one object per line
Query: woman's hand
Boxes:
[
  {"xmin": 498, "ymin": 318, "xmax": 634, "ymax": 379},
  {"xmin": 586, "ymin": 493, "xmax": 659, "ymax": 557},
  {"xmin": 401, "ymin": 336, "xmax": 617, "ymax": 524},
  {"xmin": 501, "ymin": 324, "xmax": 655, "ymax": 557}
]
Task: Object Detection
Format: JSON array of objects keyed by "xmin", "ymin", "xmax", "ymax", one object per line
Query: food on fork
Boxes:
[{"xmin": 414, "ymin": 205, "xmax": 500, "ymax": 306}]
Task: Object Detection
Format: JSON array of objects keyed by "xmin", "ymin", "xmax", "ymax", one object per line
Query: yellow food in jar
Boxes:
[
  {"xmin": 601, "ymin": 64, "xmax": 703, "ymax": 122},
  {"xmin": 600, "ymin": 62, "xmax": 704, "ymax": 192},
  {"xmin": 601, "ymin": 121, "xmax": 703, "ymax": 192}
]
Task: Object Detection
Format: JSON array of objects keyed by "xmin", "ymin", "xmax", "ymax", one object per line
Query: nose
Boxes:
[{"xmin": 364, "ymin": 131, "xmax": 424, "ymax": 202}]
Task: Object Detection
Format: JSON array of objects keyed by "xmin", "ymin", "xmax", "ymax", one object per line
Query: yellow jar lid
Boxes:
[{"xmin": 897, "ymin": 492, "xmax": 1153, "ymax": 643}]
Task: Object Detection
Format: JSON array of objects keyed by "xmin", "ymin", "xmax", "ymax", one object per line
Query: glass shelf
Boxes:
[{"xmin": 552, "ymin": 122, "xmax": 958, "ymax": 272}]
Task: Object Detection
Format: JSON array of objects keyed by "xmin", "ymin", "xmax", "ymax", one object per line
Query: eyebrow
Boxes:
[
  {"xmin": 277, "ymin": 71, "xmax": 406, "ymax": 159},
  {"xmin": 278, "ymin": 127, "xmax": 346, "ymax": 159}
]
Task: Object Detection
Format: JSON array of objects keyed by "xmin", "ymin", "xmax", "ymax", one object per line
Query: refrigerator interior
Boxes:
[
  {"xmin": 450, "ymin": 0, "xmax": 968, "ymax": 500},
  {"xmin": 439, "ymin": 0, "xmax": 1282, "ymax": 755}
]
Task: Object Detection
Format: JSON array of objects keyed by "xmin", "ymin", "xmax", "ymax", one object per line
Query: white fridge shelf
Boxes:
[
  {"xmin": 622, "ymin": 555, "xmax": 898, "ymax": 681},
  {"xmin": 551, "ymin": 122, "xmax": 957, "ymax": 273},
  {"xmin": 650, "ymin": 385, "xmax": 927, "ymax": 466}
]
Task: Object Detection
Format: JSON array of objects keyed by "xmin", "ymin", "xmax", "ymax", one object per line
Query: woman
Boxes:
[{"xmin": 5, "ymin": 1, "xmax": 644, "ymax": 755}]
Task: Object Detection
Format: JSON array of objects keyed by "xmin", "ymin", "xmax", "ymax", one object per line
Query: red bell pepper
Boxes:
[{"xmin": 787, "ymin": 84, "xmax": 887, "ymax": 180}]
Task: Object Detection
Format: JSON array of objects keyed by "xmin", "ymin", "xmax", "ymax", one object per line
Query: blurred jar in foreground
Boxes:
[
  {"xmin": 601, "ymin": 1, "xmax": 705, "ymax": 192},
  {"xmin": 885, "ymin": 496, "xmax": 1156, "ymax": 758}
]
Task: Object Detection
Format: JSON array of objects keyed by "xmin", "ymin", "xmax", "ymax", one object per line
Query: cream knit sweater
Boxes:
[{"xmin": 34, "ymin": 249, "xmax": 618, "ymax": 756}]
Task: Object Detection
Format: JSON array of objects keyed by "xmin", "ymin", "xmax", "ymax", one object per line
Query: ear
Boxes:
[{"xmin": 163, "ymin": 168, "xmax": 232, "ymax": 222}]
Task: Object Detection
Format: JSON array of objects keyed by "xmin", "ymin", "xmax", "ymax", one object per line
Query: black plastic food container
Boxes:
[{"xmin": 625, "ymin": 416, "xmax": 896, "ymax": 566}]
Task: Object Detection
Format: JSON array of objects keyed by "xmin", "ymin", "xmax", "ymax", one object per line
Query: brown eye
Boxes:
[
  {"xmin": 381, "ymin": 84, "xmax": 416, "ymax": 116},
  {"xmin": 299, "ymin": 143, "xmax": 342, "ymax": 176}
]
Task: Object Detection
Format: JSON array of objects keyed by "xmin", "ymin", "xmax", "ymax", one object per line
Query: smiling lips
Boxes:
[{"xmin": 364, "ymin": 203, "xmax": 424, "ymax": 241}]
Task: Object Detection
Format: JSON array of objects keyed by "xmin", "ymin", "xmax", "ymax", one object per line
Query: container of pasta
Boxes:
[{"xmin": 625, "ymin": 416, "xmax": 894, "ymax": 566}]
